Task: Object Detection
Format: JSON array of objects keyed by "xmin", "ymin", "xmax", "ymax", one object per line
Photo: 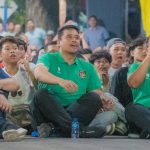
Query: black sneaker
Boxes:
[
  {"xmin": 79, "ymin": 126, "xmax": 105, "ymax": 138},
  {"xmin": 140, "ymin": 130, "xmax": 150, "ymax": 139}
]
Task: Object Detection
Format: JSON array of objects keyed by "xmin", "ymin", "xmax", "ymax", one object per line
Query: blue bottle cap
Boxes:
[{"xmin": 31, "ymin": 131, "xmax": 39, "ymax": 137}]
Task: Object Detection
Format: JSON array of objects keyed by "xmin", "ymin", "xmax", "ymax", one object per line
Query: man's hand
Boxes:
[
  {"xmin": 101, "ymin": 94, "xmax": 114, "ymax": 111},
  {"xmin": 18, "ymin": 58, "xmax": 30, "ymax": 72},
  {"xmin": 59, "ymin": 79, "xmax": 78, "ymax": 93},
  {"xmin": 97, "ymin": 67, "xmax": 109, "ymax": 86},
  {"xmin": 0, "ymin": 94, "xmax": 12, "ymax": 113}
]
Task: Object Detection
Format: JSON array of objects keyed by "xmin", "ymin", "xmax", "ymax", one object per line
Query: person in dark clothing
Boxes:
[{"xmin": 109, "ymin": 66, "xmax": 133, "ymax": 107}]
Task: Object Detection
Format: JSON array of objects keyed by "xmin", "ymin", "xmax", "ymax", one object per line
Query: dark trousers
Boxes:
[
  {"xmin": 31, "ymin": 89, "xmax": 102, "ymax": 133},
  {"xmin": 125, "ymin": 103, "xmax": 150, "ymax": 132}
]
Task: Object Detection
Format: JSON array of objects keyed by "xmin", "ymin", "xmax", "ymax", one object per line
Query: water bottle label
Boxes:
[{"xmin": 72, "ymin": 123, "xmax": 79, "ymax": 128}]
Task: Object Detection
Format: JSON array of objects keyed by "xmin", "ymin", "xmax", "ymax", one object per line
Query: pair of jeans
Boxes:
[
  {"xmin": 0, "ymin": 110, "xmax": 19, "ymax": 138},
  {"xmin": 89, "ymin": 111, "xmax": 118, "ymax": 128},
  {"xmin": 31, "ymin": 89, "xmax": 102, "ymax": 134},
  {"xmin": 125, "ymin": 103, "xmax": 150, "ymax": 132},
  {"xmin": 0, "ymin": 111, "xmax": 7, "ymax": 135}
]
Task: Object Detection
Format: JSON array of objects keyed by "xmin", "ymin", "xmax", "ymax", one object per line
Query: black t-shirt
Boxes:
[{"xmin": 109, "ymin": 67, "xmax": 133, "ymax": 107}]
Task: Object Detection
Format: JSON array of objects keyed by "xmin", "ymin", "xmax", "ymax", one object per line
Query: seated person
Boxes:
[
  {"xmin": 89, "ymin": 50, "xmax": 127, "ymax": 135},
  {"xmin": 0, "ymin": 36, "xmax": 36, "ymax": 133},
  {"xmin": 31, "ymin": 25, "xmax": 108, "ymax": 138},
  {"xmin": 106, "ymin": 38, "xmax": 127, "ymax": 81},
  {"xmin": 0, "ymin": 68, "xmax": 27, "ymax": 141},
  {"xmin": 109, "ymin": 45, "xmax": 133, "ymax": 107},
  {"xmin": 109, "ymin": 67, "xmax": 133, "ymax": 107},
  {"xmin": 45, "ymin": 41, "xmax": 59, "ymax": 53},
  {"xmin": 126, "ymin": 37, "xmax": 150, "ymax": 139}
]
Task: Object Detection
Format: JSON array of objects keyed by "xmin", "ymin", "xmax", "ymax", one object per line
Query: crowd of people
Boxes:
[{"xmin": 0, "ymin": 15, "xmax": 150, "ymax": 142}]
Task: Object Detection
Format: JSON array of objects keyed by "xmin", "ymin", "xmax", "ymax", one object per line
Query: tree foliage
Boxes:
[{"xmin": 8, "ymin": 0, "xmax": 26, "ymax": 25}]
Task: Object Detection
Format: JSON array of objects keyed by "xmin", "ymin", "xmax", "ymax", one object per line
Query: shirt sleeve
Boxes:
[
  {"xmin": 102, "ymin": 27, "xmax": 109, "ymax": 40},
  {"xmin": 127, "ymin": 63, "xmax": 139, "ymax": 78},
  {"xmin": 36, "ymin": 53, "xmax": 50, "ymax": 70},
  {"xmin": 86, "ymin": 63, "xmax": 102, "ymax": 92},
  {"xmin": 41, "ymin": 29, "xmax": 46, "ymax": 40},
  {"xmin": 0, "ymin": 68, "xmax": 10, "ymax": 79},
  {"xmin": 83, "ymin": 31, "xmax": 89, "ymax": 45}
]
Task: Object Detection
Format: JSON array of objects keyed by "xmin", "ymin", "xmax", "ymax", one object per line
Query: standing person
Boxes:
[
  {"xmin": 25, "ymin": 19, "xmax": 46, "ymax": 49},
  {"xmin": 6, "ymin": 21, "xmax": 15, "ymax": 36},
  {"xmin": 0, "ymin": 23, "xmax": 6, "ymax": 37},
  {"xmin": 106, "ymin": 38, "xmax": 127, "ymax": 80},
  {"xmin": 84, "ymin": 15, "xmax": 109, "ymax": 50},
  {"xmin": 125, "ymin": 37, "xmax": 150, "ymax": 139},
  {"xmin": 31, "ymin": 25, "xmax": 107, "ymax": 138},
  {"xmin": 14, "ymin": 24, "xmax": 22, "ymax": 37}
]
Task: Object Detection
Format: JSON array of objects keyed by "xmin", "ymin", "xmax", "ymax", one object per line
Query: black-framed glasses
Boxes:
[{"xmin": 11, "ymin": 91, "xmax": 22, "ymax": 97}]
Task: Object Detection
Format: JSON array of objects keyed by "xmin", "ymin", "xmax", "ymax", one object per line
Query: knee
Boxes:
[
  {"xmin": 99, "ymin": 111, "xmax": 118, "ymax": 124},
  {"xmin": 125, "ymin": 103, "xmax": 137, "ymax": 121},
  {"xmin": 33, "ymin": 89, "xmax": 49, "ymax": 105},
  {"xmin": 87, "ymin": 92, "xmax": 103, "ymax": 108},
  {"xmin": 104, "ymin": 111, "xmax": 118, "ymax": 123}
]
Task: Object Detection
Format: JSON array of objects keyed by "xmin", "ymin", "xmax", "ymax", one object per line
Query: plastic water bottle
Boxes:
[{"xmin": 71, "ymin": 118, "xmax": 79, "ymax": 138}]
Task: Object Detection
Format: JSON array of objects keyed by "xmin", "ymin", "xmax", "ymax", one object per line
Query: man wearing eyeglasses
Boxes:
[{"xmin": 32, "ymin": 25, "xmax": 107, "ymax": 138}]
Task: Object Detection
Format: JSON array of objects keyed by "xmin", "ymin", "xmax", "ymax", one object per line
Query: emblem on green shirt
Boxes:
[{"xmin": 79, "ymin": 71, "xmax": 86, "ymax": 78}]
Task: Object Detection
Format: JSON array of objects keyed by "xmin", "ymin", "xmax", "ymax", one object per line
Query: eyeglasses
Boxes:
[{"xmin": 11, "ymin": 91, "xmax": 22, "ymax": 97}]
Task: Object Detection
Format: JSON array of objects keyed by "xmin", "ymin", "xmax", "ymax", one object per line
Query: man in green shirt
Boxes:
[
  {"xmin": 31, "ymin": 25, "xmax": 106, "ymax": 138},
  {"xmin": 126, "ymin": 37, "xmax": 150, "ymax": 138}
]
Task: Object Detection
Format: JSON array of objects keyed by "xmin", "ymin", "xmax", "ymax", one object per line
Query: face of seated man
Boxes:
[{"xmin": 109, "ymin": 43, "xmax": 126, "ymax": 69}]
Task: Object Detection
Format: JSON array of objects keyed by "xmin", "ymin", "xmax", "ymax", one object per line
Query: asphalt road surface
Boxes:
[{"xmin": 0, "ymin": 136, "xmax": 149, "ymax": 150}]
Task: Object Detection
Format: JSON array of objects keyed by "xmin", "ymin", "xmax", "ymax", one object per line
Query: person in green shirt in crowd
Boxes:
[
  {"xmin": 126, "ymin": 37, "xmax": 150, "ymax": 139},
  {"xmin": 31, "ymin": 25, "xmax": 109, "ymax": 138}
]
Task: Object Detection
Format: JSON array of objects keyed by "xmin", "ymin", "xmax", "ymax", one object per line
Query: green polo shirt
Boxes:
[
  {"xmin": 37, "ymin": 51, "xmax": 102, "ymax": 106},
  {"xmin": 128, "ymin": 62, "xmax": 150, "ymax": 108}
]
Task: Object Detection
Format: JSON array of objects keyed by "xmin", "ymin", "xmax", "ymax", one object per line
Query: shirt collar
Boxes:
[
  {"xmin": 89, "ymin": 26, "xmax": 99, "ymax": 30},
  {"xmin": 57, "ymin": 51, "xmax": 78, "ymax": 65}
]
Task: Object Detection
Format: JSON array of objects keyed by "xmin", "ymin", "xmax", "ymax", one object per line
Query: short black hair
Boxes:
[
  {"xmin": 0, "ymin": 36, "xmax": 19, "ymax": 51},
  {"xmin": 129, "ymin": 37, "xmax": 146, "ymax": 52},
  {"xmin": 57, "ymin": 25, "xmax": 79, "ymax": 40},
  {"xmin": 17, "ymin": 38, "xmax": 27, "ymax": 52},
  {"xmin": 89, "ymin": 50, "xmax": 112, "ymax": 64}
]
